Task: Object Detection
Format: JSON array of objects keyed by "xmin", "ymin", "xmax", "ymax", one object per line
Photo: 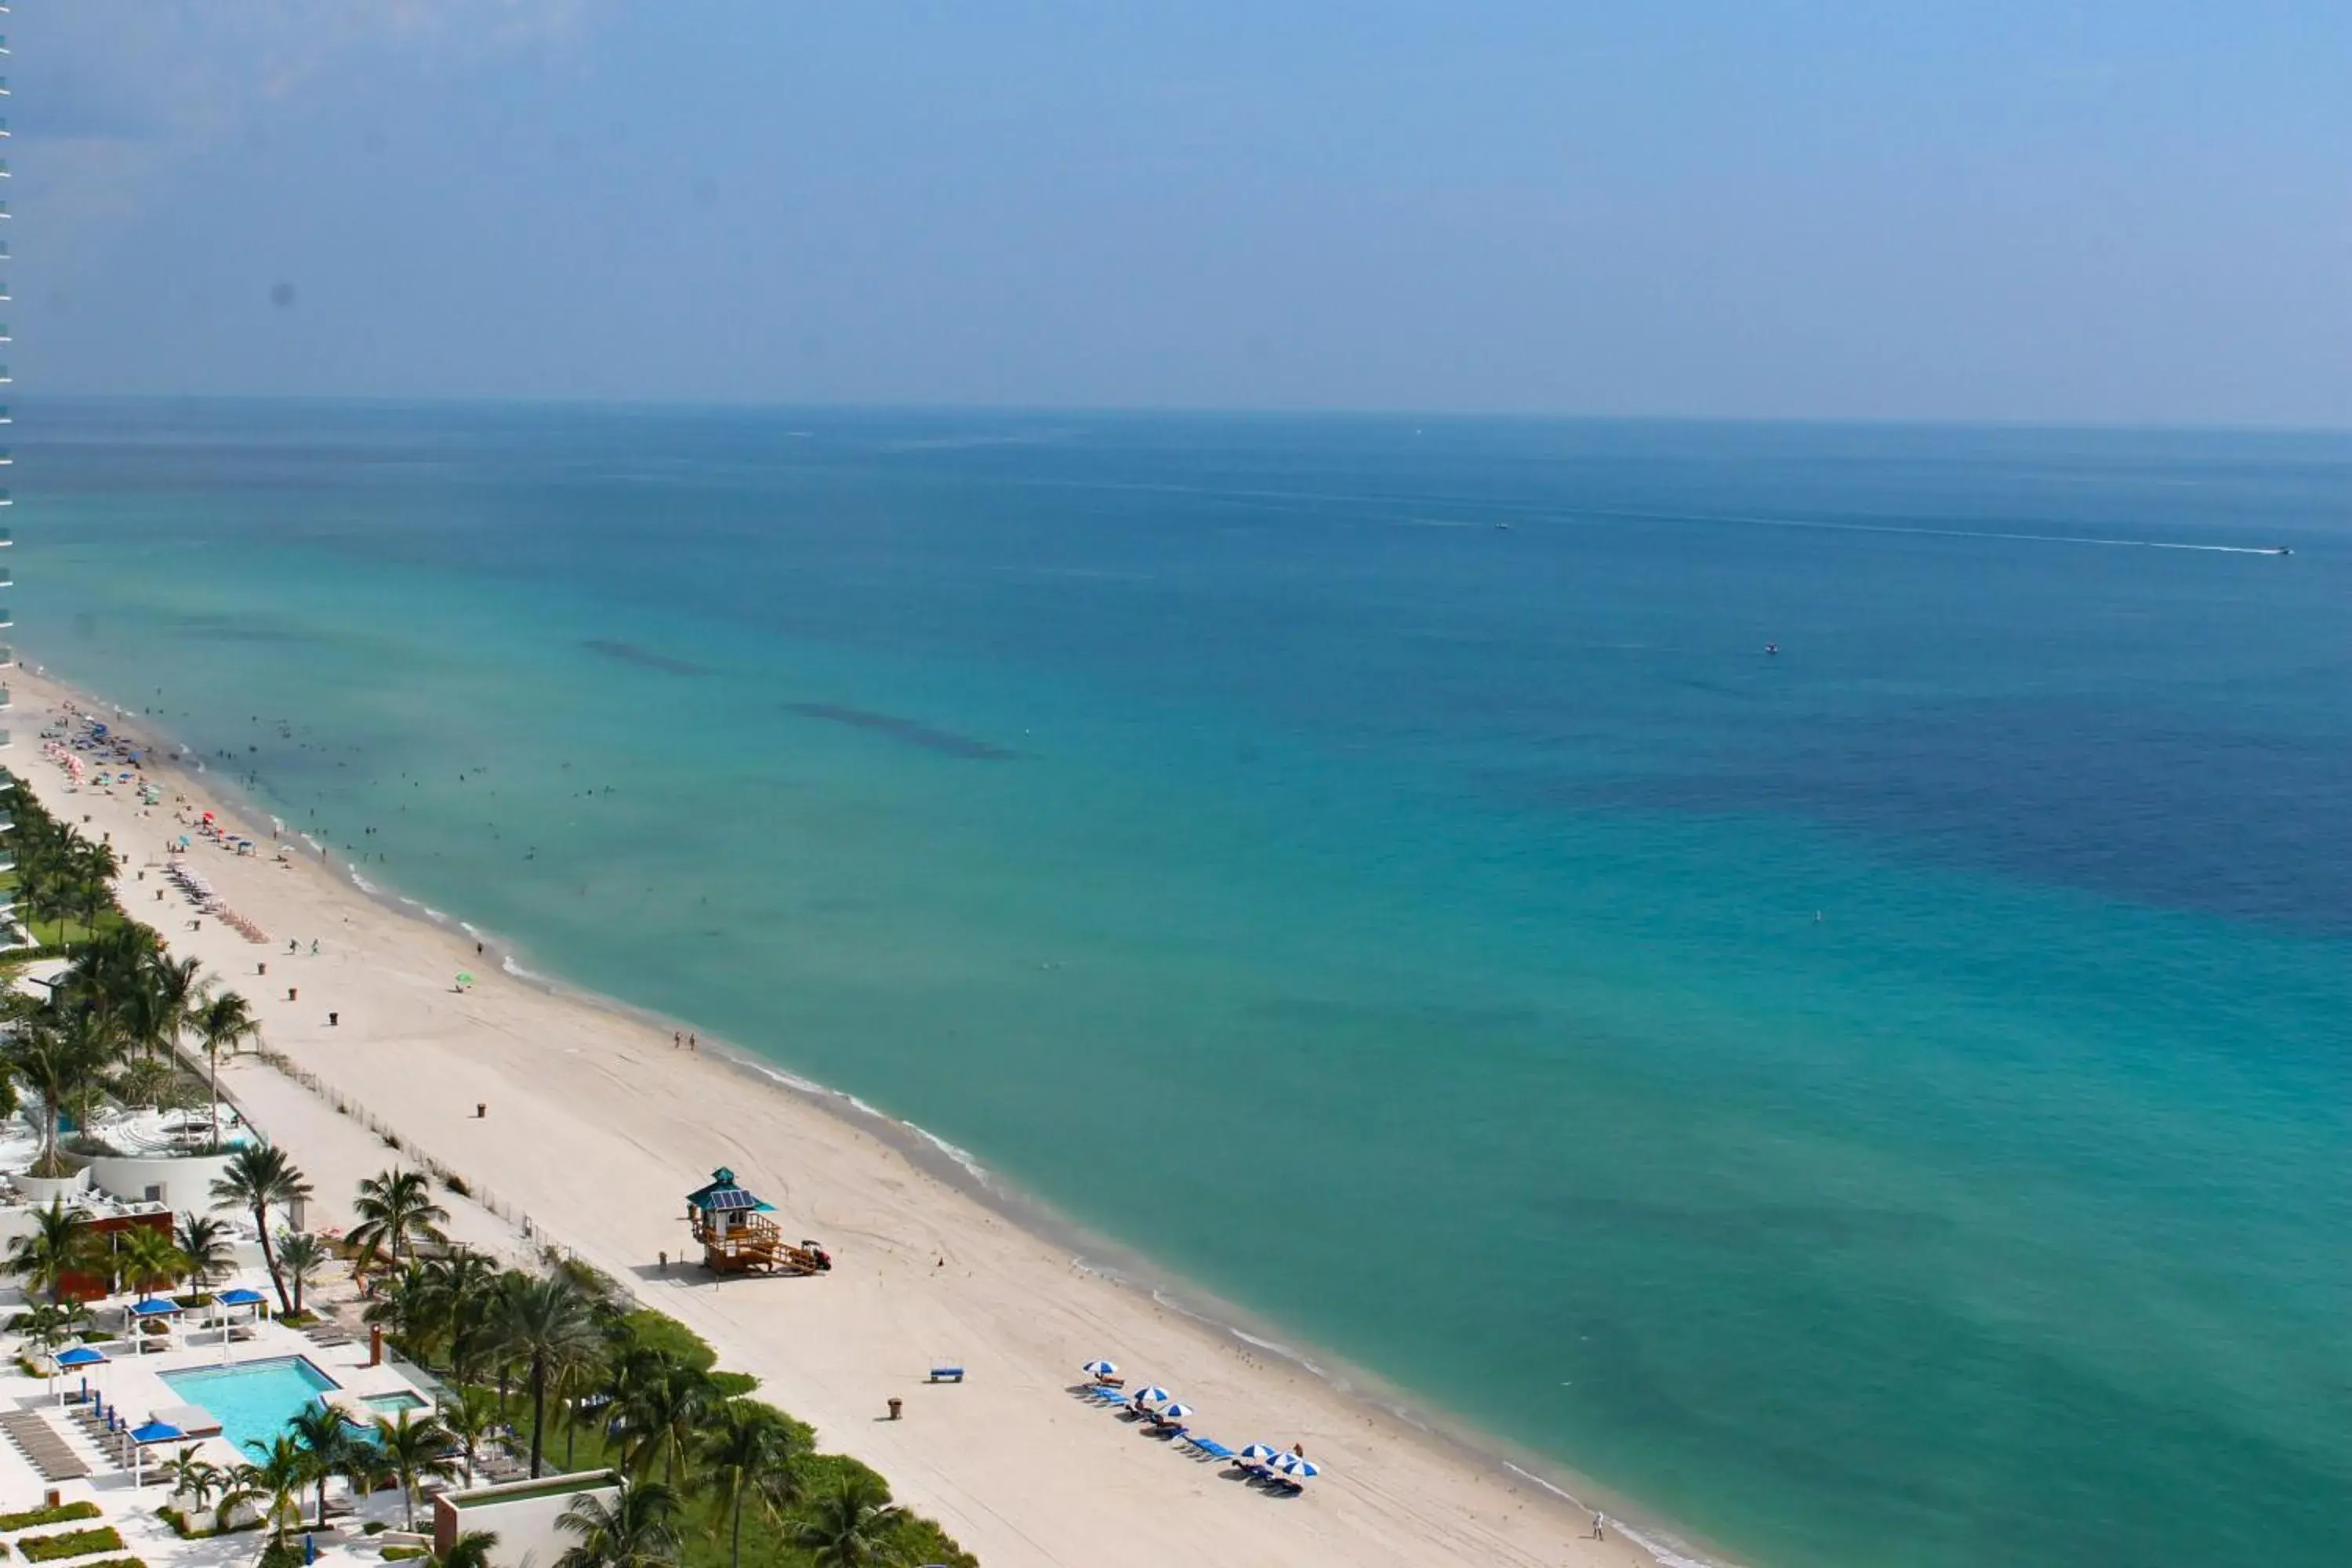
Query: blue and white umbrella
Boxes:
[
  {"xmin": 1236, "ymin": 1443, "xmax": 1281, "ymax": 1465},
  {"xmin": 1129, "ymin": 1385, "xmax": 1174, "ymax": 1406},
  {"xmin": 1080, "ymin": 1359, "xmax": 1118, "ymax": 1380},
  {"xmin": 1156, "ymin": 1402, "xmax": 1195, "ymax": 1421},
  {"xmin": 1272, "ymin": 1453, "xmax": 1322, "ymax": 1481}
]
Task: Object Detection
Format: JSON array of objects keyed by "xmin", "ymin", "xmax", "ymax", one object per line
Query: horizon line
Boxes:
[{"xmin": 16, "ymin": 390, "xmax": 2352, "ymax": 438}]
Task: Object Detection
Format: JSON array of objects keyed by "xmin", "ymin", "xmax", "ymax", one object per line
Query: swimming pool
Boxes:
[
  {"xmin": 363, "ymin": 1392, "xmax": 428, "ymax": 1416},
  {"xmin": 160, "ymin": 1356, "xmax": 339, "ymax": 1455}
]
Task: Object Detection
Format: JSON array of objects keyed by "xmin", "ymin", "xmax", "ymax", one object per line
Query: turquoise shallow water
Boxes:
[{"xmin": 24, "ymin": 401, "xmax": 2352, "ymax": 1566}]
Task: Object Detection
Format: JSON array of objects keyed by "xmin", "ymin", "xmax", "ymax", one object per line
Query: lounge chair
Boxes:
[
  {"xmin": 927, "ymin": 1365, "xmax": 964, "ymax": 1383},
  {"xmin": 1185, "ymin": 1437, "xmax": 1235, "ymax": 1461}
]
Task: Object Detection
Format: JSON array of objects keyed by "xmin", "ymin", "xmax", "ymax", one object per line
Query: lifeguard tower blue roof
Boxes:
[{"xmin": 685, "ymin": 1167, "xmax": 764, "ymax": 1212}]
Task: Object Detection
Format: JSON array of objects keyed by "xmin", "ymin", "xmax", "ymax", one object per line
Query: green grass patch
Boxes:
[
  {"xmin": 18, "ymin": 1528, "xmax": 125, "ymax": 1563},
  {"xmin": 0, "ymin": 1504, "xmax": 100, "ymax": 1533}
]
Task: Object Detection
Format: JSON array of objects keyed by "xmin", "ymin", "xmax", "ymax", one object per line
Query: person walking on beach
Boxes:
[{"xmin": 1592, "ymin": 1512, "xmax": 1606, "ymax": 1540}]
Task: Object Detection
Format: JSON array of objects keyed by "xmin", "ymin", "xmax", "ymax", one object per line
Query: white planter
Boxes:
[{"xmin": 13, "ymin": 1167, "xmax": 92, "ymax": 1204}]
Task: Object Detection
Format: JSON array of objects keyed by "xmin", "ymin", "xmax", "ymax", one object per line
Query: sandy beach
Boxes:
[{"xmin": 8, "ymin": 663, "xmax": 1675, "ymax": 1568}]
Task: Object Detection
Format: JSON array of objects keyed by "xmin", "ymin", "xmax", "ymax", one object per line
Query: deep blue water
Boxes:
[{"xmin": 20, "ymin": 401, "xmax": 2352, "ymax": 1567}]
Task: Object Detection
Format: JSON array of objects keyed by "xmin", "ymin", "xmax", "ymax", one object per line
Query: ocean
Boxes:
[{"xmin": 20, "ymin": 401, "xmax": 2351, "ymax": 1566}]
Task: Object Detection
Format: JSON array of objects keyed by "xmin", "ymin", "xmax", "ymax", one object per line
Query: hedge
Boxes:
[
  {"xmin": 17, "ymin": 1529, "xmax": 125, "ymax": 1563},
  {"xmin": 0, "ymin": 1505, "xmax": 101, "ymax": 1534}
]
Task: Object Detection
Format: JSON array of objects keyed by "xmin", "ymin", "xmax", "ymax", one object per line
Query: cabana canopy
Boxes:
[
  {"xmin": 54, "ymin": 1346, "xmax": 107, "ymax": 1368},
  {"xmin": 216, "ymin": 1288, "xmax": 268, "ymax": 1307},
  {"xmin": 128, "ymin": 1299, "xmax": 183, "ymax": 1317},
  {"xmin": 130, "ymin": 1419, "xmax": 183, "ymax": 1444}
]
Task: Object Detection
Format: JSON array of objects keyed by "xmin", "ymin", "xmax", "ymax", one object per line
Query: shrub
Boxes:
[
  {"xmin": 361, "ymin": 1523, "xmax": 387, "ymax": 1537},
  {"xmin": 69, "ymin": 1560, "xmax": 142, "ymax": 1568},
  {"xmin": 0, "ymin": 1504, "xmax": 102, "ymax": 1532},
  {"xmin": 442, "ymin": 1174, "xmax": 471, "ymax": 1198},
  {"xmin": 381, "ymin": 1548, "xmax": 427, "ymax": 1561},
  {"xmin": 18, "ymin": 1527, "xmax": 126, "ymax": 1563}
]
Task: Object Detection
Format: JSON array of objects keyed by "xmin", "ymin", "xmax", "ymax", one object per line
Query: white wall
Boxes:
[
  {"xmin": 434, "ymin": 1473, "xmax": 622, "ymax": 1568},
  {"xmin": 85, "ymin": 1151, "xmax": 241, "ymax": 1214}
]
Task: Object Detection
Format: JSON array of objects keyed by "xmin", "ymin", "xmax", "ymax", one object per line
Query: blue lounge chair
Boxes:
[
  {"xmin": 1186, "ymin": 1436, "xmax": 1235, "ymax": 1461},
  {"xmin": 927, "ymin": 1365, "xmax": 965, "ymax": 1383}
]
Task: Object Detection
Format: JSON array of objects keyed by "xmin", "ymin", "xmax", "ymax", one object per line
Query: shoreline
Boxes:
[{"xmin": 13, "ymin": 655, "xmax": 1726, "ymax": 1568}]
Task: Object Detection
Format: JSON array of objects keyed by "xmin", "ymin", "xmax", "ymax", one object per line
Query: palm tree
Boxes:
[
  {"xmin": 375, "ymin": 1410, "xmax": 460, "ymax": 1530},
  {"xmin": 604, "ymin": 1353, "xmax": 719, "ymax": 1490},
  {"xmin": 211, "ymin": 1144, "xmax": 314, "ymax": 1314},
  {"xmin": 167, "ymin": 1445, "xmax": 223, "ymax": 1515},
  {"xmin": 237, "ymin": 1435, "xmax": 313, "ymax": 1551},
  {"xmin": 555, "ymin": 1482, "xmax": 683, "ymax": 1568},
  {"xmin": 6, "ymin": 1014, "xmax": 118, "ymax": 1175},
  {"xmin": 790, "ymin": 1473, "xmax": 906, "ymax": 1568},
  {"xmin": 176, "ymin": 1213, "xmax": 237, "ymax": 1293},
  {"xmin": 349, "ymin": 1167, "xmax": 450, "ymax": 1269},
  {"xmin": 19, "ymin": 1301, "xmax": 93, "ymax": 1359},
  {"xmin": 3, "ymin": 1200, "xmax": 99, "ymax": 1305},
  {"xmin": 70, "ymin": 840, "xmax": 121, "ymax": 939},
  {"xmin": 132, "ymin": 951, "xmax": 208, "ymax": 1068},
  {"xmin": 191, "ymin": 991, "xmax": 262, "ymax": 1148},
  {"xmin": 61, "ymin": 1004, "xmax": 129, "ymax": 1147},
  {"xmin": 435, "ymin": 1532, "xmax": 501, "ymax": 1568},
  {"xmin": 342, "ymin": 1439, "xmax": 395, "ymax": 1521},
  {"xmin": 699, "ymin": 1403, "xmax": 801, "ymax": 1568},
  {"xmin": 288, "ymin": 1404, "xmax": 356, "ymax": 1527},
  {"xmin": 434, "ymin": 1253, "xmax": 507, "ymax": 1384},
  {"xmin": 441, "ymin": 1387, "xmax": 503, "ymax": 1488},
  {"xmin": 275, "ymin": 1231, "xmax": 329, "ymax": 1318},
  {"xmin": 492, "ymin": 1272, "xmax": 602, "ymax": 1478},
  {"xmin": 113, "ymin": 1222, "xmax": 189, "ymax": 1301}
]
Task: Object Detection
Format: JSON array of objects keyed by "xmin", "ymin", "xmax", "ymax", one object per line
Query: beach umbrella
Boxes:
[
  {"xmin": 1128, "ymin": 1385, "xmax": 1174, "ymax": 1406},
  {"xmin": 1236, "ymin": 1443, "xmax": 1281, "ymax": 1465},
  {"xmin": 1274, "ymin": 1454, "xmax": 1321, "ymax": 1481},
  {"xmin": 1080, "ymin": 1359, "xmax": 1118, "ymax": 1381},
  {"xmin": 1156, "ymin": 1402, "xmax": 1194, "ymax": 1421}
]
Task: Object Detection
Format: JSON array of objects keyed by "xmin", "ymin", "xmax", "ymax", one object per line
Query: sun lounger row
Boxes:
[
  {"xmin": 1, "ymin": 1409, "xmax": 94, "ymax": 1481},
  {"xmin": 1075, "ymin": 1361, "xmax": 1322, "ymax": 1493},
  {"xmin": 301, "ymin": 1320, "xmax": 358, "ymax": 1348}
]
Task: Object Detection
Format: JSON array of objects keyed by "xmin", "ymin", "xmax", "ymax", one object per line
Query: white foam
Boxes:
[
  {"xmin": 1498, "ymin": 1466, "xmax": 1740, "ymax": 1568},
  {"xmin": 1610, "ymin": 1519, "xmax": 1742, "ymax": 1568},
  {"xmin": 498, "ymin": 953, "xmax": 548, "ymax": 982},
  {"xmin": 908, "ymin": 1123, "xmax": 990, "ymax": 1182},
  {"xmin": 1225, "ymin": 1326, "xmax": 1326, "ymax": 1377},
  {"xmin": 348, "ymin": 869, "xmax": 380, "ymax": 895}
]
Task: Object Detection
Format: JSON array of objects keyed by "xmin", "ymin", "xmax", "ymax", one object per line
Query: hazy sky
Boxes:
[{"xmin": 19, "ymin": 2, "xmax": 2352, "ymax": 423}]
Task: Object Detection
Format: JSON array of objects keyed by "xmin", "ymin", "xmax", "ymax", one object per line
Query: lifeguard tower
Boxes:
[{"xmin": 684, "ymin": 1167, "xmax": 782, "ymax": 1275}]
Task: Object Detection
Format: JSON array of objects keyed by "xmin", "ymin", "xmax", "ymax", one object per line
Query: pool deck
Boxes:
[{"xmin": 0, "ymin": 1272, "xmax": 438, "ymax": 1568}]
